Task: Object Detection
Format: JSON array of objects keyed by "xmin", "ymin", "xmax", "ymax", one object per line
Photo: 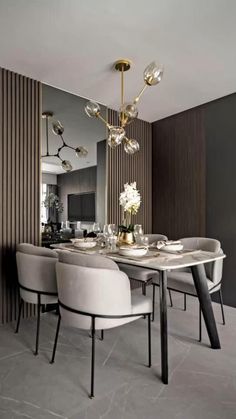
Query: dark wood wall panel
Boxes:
[
  {"xmin": 57, "ymin": 166, "xmax": 97, "ymax": 223},
  {"xmin": 152, "ymin": 108, "xmax": 205, "ymax": 239},
  {"xmin": 205, "ymin": 93, "xmax": 236, "ymax": 307},
  {"xmin": 0, "ymin": 67, "xmax": 41, "ymax": 324},
  {"xmin": 107, "ymin": 109, "xmax": 152, "ymax": 233}
]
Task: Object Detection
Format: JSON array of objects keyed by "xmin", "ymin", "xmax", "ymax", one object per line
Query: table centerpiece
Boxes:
[{"xmin": 118, "ymin": 182, "xmax": 141, "ymax": 244}]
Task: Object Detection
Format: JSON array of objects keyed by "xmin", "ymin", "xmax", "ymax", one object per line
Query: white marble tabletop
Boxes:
[
  {"xmin": 51, "ymin": 243, "xmax": 226, "ymax": 271},
  {"xmin": 108, "ymin": 250, "xmax": 226, "ymax": 271}
]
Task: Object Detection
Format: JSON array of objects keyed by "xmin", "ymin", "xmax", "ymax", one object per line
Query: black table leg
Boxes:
[
  {"xmin": 159, "ymin": 270, "xmax": 168, "ymax": 384},
  {"xmin": 191, "ymin": 264, "xmax": 221, "ymax": 349}
]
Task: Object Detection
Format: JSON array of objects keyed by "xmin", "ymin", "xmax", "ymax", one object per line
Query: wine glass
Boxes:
[
  {"xmin": 103, "ymin": 224, "xmax": 112, "ymax": 246},
  {"xmin": 108, "ymin": 224, "xmax": 118, "ymax": 236},
  {"xmin": 103, "ymin": 224, "xmax": 110, "ymax": 237}
]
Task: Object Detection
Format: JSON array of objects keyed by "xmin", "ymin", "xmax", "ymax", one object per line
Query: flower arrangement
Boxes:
[
  {"xmin": 119, "ymin": 182, "xmax": 141, "ymax": 233},
  {"xmin": 43, "ymin": 193, "xmax": 64, "ymax": 213}
]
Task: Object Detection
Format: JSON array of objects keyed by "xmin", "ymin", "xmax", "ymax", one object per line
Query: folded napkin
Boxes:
[{"xmin": 156, "ymin": 240, "xmax": 182, "ymax": 250}]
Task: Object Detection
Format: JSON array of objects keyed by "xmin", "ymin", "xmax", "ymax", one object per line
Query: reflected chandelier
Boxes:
[
  {"xmin": 41, "ymin": 112, "xmax": 88, "ymax": 172},
  {"xmin": 85, "ymin": 59, "xmax": 163, "ymax": 154}
]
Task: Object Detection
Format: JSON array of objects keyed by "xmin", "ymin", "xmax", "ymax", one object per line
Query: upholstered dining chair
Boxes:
[
  {"xmin": 118, "ymin": 234, "xmax": 172, "ymax": 303},
  {"xmin": 16, "ymin": 243, "xmax": 58, "ymax": 355},
  {"xmin": 152, "ymin": 237, "xmax": 225, "ymax": 341},
  {"xmin": 50, "ymin": 251, "xmax": 152, "ymax": 398}
]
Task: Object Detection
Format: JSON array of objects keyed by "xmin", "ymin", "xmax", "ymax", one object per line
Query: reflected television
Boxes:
[{"xmin": 68, "ymin": 192, "xmax": 95, "ymax": 222}]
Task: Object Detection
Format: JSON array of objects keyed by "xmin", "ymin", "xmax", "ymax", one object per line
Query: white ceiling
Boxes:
[{"xmin": 0, "ymin": 0, "xmax": 236, "ymax": 122}]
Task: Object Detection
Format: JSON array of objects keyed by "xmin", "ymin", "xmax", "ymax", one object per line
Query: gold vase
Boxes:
[{"xmin": 118, "ymin": 232, "xmax": 134, "ymax": 245}]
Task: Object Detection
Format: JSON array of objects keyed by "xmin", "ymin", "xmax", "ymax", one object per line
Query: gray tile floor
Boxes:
[{"xmin": 0, "ymin": 289, "xmax": 236, "ymax": 419}]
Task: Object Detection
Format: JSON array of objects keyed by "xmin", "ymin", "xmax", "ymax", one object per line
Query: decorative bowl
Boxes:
[
  {"xmin": 72, "ymin": 239, "xmax": 97, "ymax": 249},
  {"xmin": 163, "ymin": 243, "xmax": 183, "ymax": 252},
  {"xmin": 119, "ymin": 246, "xmax": 148, "ymax": 257}
]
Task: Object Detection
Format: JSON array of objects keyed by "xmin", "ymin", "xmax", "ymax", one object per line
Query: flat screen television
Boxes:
[{"xmin": 68, "ymin": 192, "xmax": 96, "ymax": 222}]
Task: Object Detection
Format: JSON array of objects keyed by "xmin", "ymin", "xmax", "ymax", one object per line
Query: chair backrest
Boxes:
[
  {"xmin": 56, "ymin": 262, "xmax": 131, "ymax": 329},
  {"xmin": 58, "ymin": 251, "xmax": 119, "ymax": 270},
  {"xmin": 16, "ymin": 243, "xmax": 58, "ymax": 304},
  {"xmin": 16, "ymin": 243, "xmax": 58, "ymax": 258},
  {"xmin": 180, "ymin": 237, "xmax": 223, "ymax": 283},
  {"xmin": 145, "ymin": 234, "xmax": 168, "ymax": 244}
]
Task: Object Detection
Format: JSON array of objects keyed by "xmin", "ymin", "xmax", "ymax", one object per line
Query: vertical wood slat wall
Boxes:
[
  {"xmin": 152, "ymin": 108, "xmax": 206, "ymax": 239},
  {"xmin": 0, "ymin": 67, "xmax": 41, "ymax": 324},
  {"xmin": 107, "ymin": 109, "xmax": 152, "ymax": 233}
]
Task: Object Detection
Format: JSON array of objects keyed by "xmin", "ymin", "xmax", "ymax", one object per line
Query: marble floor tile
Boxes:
[{"xmin": 0, "ymin": 289, "xmax": 235, "ymax": 419}]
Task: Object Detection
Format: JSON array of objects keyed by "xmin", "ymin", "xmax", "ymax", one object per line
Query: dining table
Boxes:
[{"xmin": 52, "ymin": 243, "xmax": 226, "ymax": 385}]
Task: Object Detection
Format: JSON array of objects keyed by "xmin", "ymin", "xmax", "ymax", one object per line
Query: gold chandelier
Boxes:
[
  {"xmin": 84, "ymin": 59, "xmax": 163, "ymax": 154},
  {"xmin": 41, "ymin": 112, "xmax": 88, "ymax": 172}
]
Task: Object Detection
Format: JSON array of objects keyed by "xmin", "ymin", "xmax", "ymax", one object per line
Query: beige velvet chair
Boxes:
[
  {"xmin": 152, "ymin": 237, "xmax": 225, "ymax": 341},
  {"xmin": 16, "ymin": 243, "xmax": 58, "ymax": 355},
  {"xmin": 118, "ymin": 234, "xmax": 173, "ymax": 304},
  {"xmin": 50, "ymin": 251, "xmax": 152, "ymax": 398}
]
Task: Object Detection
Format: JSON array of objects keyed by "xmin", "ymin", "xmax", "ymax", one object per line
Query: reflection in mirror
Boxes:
[{"xmin": 41, "ymin": 84, "xmax": 107, "ymax": 247}]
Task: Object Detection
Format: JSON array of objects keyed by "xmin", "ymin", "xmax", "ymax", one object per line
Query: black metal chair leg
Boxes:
[
  {"xmin": 184, "ymin": 293, "xmax": 187, "ymax": 311},
  {"xmin": 219, "ymin": 289, "xmax": 225, "ymax": 325},
  {"xmin": 142, "ymin": 283, "xmax": 147, "ymax": 296},
  {"xmin": 142, "ymin": 283, "xmax": 147, "ymax": 319},
  {"xmin": 199, "ymin": 304, "xmax": 202, "ymax": 342},
  {"xmin": 90, "ymin": 317, "xmax": 95, "ymax": 399},
  {"xmin": 34, "ymin": 294, "xmax": 41, "ymax": 356},
  {"xmin": 100, "ymin": 329, "xmax": 104, "ymax": 340},
  {"xmin": 152, "ymin": 284, "xmax": 156, "ymax": 322},
  {"xmin": 50, "ymin": 314, "xmax": 61, "ymax": 364},
  {"xmin": 168, "ymin": 289, "xmax": 173, "ymax": 307},
  {"xmin": 15, "ymin": 299, "xmax": 23, "ymax": 333},
  {"xmin": 148, "ymin": 313, "xmax": 152, "ymax": 367}
]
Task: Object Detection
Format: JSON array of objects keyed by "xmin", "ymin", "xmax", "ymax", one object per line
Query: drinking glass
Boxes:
[
  {"xmin": 134, "ymin": 224, "xmax": 143, "ymax": 243},
  {"xmin": 139, "ymin": 236, "xmax": 149, "ymax": 248},
  {"xmin": 93, "ymin": 223, "xmax": 101, "ymax": 234},
  {"xmin": 108, "ymin": 235, "xmax": 117, "ymax": 252}
]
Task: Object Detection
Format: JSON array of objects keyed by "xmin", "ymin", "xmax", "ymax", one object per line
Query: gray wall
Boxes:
[
  {"xmin": 96, "ymin": 140, "xmax": 106, "ymax": 227},
  {"xmin": 57, "ymin": 166, "xmax": 97, "ymax": 223},
  {"xmin": 152, "ymin": 92, "xmax": 236, "ymax": 308},
  {"xmin": 42, "ymin": 84, "xmax": 106, "ymax": 171},
  {"xmin": 42, "ymin": 173, "xmax": 57, "ymax": 185}
]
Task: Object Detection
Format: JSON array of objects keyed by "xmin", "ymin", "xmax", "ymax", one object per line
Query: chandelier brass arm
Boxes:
[
  {"xmin": 85, "ymin": 58, "xmax": 163, "ymax": 154},
  {"xmin": 41, "ymin": 112, "xmax": 88, "ymax": 172}
]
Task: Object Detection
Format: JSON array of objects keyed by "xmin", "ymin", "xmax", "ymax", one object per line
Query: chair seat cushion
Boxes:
[
  {"xmin": 62, "ymin": 293, "xmax": 152, "ymax": 331},
  {"xmin": 131, "ymin": 294, "xmax": 152, "ymax": 314},
  {"xmin": 153, "ymin": 271, "xmax": 221, "ymax": 295},
  {"xmin": 118, "ymin": 263, "xmax": 159, "ymax": 283}
]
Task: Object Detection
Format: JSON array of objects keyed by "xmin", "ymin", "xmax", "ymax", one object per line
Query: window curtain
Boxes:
[{"xmin": 46, "ymin": 184, "xmax": 58, "ymax": 223}]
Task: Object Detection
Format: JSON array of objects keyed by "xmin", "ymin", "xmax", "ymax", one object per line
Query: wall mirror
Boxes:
[{"xmin": 41, "ymin": 84, "xmax": 107, "ymax": 246}]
